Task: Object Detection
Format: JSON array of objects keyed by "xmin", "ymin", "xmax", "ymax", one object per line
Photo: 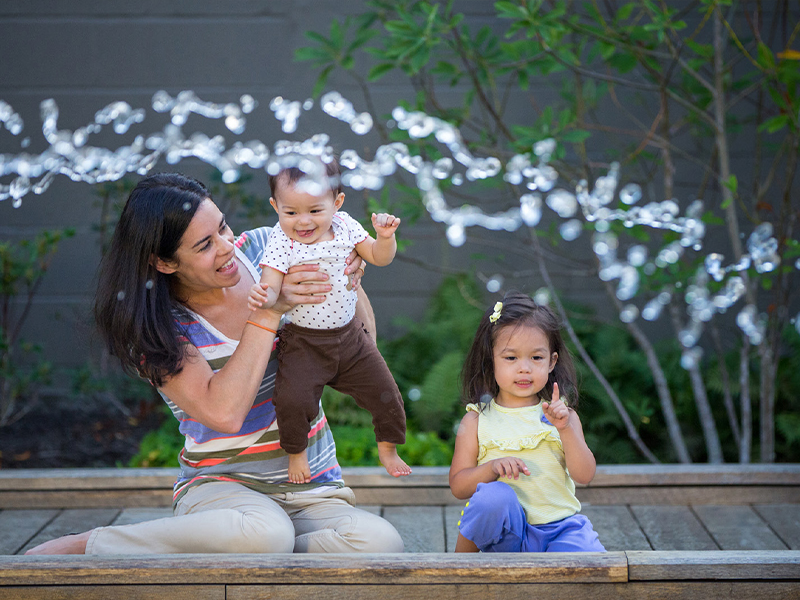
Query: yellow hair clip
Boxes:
[{"xmin": 489, "ymin": 301, "xmax": 503, "ymax": 323}]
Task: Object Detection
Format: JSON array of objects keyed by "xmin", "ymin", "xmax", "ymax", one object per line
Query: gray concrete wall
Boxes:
[{"xmin": 0, "ymin": 1, "xmax": 794, "ymax": 376}]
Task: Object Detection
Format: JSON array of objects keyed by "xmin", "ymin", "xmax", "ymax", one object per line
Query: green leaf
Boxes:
[
  {"xmin": 616, "ymin": 2, "xmax": 636, "ymax": 21},
  {"xmin": 561, "ymin": 129, "xmax": 591, "ymax": 143},
  {"xmin": 757, "ymin": 42, "xmax": 776, "ymax": 71},
  {"xmin": 294, "ymin": 47, "xmax": 329, "ymax": 63},
  {"xmin": 759, "ymin": 114, "xmax": 789, "ymax": 134},
  {"xmin": 606, "ymin": 51, "xmax": 638, "ymax": 73},
  {"xmin": 723, "ymin": 174, "xmax": 737, "ymax": 195},
  {"xmin": 368, "ymin": 62, "xmax": 396, "ymax": 81}
]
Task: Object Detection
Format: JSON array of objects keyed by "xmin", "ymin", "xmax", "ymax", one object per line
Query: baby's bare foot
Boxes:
[
  {"xmin": 25, "ymin": 531, "xmax": 91, "ymax": 555},
  {"xmin": 287, "ymin": 450, "xmax": 311, "ymax": 484},
  {"xmin": 377, "ymin": 442, "xmax": 412, "ymax": 477}
]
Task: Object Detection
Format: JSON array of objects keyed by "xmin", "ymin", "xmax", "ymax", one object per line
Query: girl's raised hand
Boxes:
[
  {"xmin": 541, "ymin": 382, "xmax": 570, "ymax": 430},
  {"xmin": 491, "ymin": 457, "xmax": 530, "ymax": 480}
]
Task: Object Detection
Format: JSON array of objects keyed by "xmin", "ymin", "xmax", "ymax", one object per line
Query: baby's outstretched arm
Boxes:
[
  {"xmin": 542, "ymin": 383, "xmax": 597, "ymax": 485},
  {"xmin": 354, "ymin": 213, "xmax": 400, "ymax": 266},
  {"xmin": 248, "ymin": 268, "xmax": 283, "ymax": 311}
]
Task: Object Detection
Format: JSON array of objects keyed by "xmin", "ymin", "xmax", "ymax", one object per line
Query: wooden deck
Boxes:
[{"xmin": 0, "ymin": 465, "xmax": 798, "ymax": 598}]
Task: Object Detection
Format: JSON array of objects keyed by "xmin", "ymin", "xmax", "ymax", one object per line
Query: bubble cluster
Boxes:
[
  {"xmin": 1, "ymin": 90, "xmax": 794, "ymax": 366},
  {"xmin": 321, "ymin": 92, "xmax": 373, "ymax": 135}
]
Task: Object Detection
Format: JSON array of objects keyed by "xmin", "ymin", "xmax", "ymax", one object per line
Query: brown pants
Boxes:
[{"xmin": 274, "ymin": 318, "xmax": 406, "ymax": 455}]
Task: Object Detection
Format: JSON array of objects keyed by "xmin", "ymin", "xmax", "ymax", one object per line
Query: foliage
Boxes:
[
  {"xmin": 296, "ymin": 0, "xmax": 800, "ymax": 463},
  {"xmin": 0, "ymin": 229, "xmax": 75, "ymax": 427},
  {"xmin": 128, "ymin": 405, "xmax": 183, "ymax": 468}
]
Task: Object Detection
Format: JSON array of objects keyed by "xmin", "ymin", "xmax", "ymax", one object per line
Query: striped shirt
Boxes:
[
  {"xmin": 467, "ymin": 399, "xmax": 581, "ymax": 525},
  {"xmin": 161, "ymin": 227, "xmax": 344, "ymax": 506}
]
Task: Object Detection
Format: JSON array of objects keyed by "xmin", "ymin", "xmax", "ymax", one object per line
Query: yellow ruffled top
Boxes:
[{"xmin": 466, "ymin": 399, "xmax": 581, "ymax": 525}]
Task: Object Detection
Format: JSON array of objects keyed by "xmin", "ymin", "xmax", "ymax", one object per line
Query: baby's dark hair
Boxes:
[
  {"xmin": 268, "ymin": 155, "xmax": 342, "ymax": 200},
  {"xmin": 460, "ymin": 291, "xmax": 579, "ymax": 409}
]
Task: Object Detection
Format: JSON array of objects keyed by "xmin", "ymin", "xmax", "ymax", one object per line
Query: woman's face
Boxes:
[{"xmin": 155, "ymin": 199, "xmax": 238, "ymax": 294}]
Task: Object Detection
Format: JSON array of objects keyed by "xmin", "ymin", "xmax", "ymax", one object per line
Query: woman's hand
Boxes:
[
  {"xmin": 269, "ymin": 264, "xmax": 333, "ymax": 314},
  {"xmin": 345, "ymin": 249, "xmax": 365, "ymax": 291},
  {"xmin": 490, "ymin": 457, "xmax": 531, "ymax": 480}
]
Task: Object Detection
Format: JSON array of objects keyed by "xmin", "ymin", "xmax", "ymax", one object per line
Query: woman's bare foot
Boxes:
[
  {"xmin": 288, "ymin": 450, "xmax": 311, "ymax": 484},
  {"xmin": 377, "ymin": 442, "xmax": 412, "ymax": 477},
  {"xmin": 25, "ymin": 531, "xmax": 91, "ymax": 555}
]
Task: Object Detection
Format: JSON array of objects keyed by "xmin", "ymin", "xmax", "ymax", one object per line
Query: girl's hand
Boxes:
[
  {"xmin": 542, "ymin": 382, "xmax": 570, "ymax": 430},
  {"xmin": 372, "ymin": 213, "xmax": 400, "ymax": 238},
  {"xmin": 491, "ymin": 457, "xmax": 530, "ymax": 480}
]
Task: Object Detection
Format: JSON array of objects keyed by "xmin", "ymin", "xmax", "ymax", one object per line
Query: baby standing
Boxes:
[
  {"xmin": 249, "ymin": 158, "xmax": 409, "ymax": 484},
  {"xmin": 449, "ymin": 292, "xmax": 605, "ymax": 552}
]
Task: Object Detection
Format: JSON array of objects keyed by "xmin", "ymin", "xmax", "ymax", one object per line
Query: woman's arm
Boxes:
[
  {"xmin": 448, "ymin": 412, "xmax": 531, "ymax": 499},
  {"xmin": 158, "ymin": 265, "xmax": 333, "ymax": 433}
]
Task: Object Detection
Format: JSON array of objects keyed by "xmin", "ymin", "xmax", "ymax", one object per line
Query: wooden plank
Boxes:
[
  {"xmin": 627, "ymin": 550, "xmax": 800, "ymax": 580},
  {"xmin": 355, "ymin": 505, "xmax": 381, "ymax": 516},
  {"xmin": 0, "ymin": 585, "xmax": 224, "ymax": 599},
  {"xmin": 0, "ymin": 509, "xmax": 58, "ymax": 555},
  {"xmin": 113, "ymin": 508, "xmax": 174, "ymax": 526},
  {"xmin": 578, "ymin": 486, "xmax": 800, "ymax": 506},
  {"xmin": 694, "ymin": 505, "xmax": 788, "ymax": 550},
  {"xmin": 444, "ymin": 504, "xmax": 464, "ymax": 553},
  {"xmin": 4, "ymin": 485, "xmax": 798, "ymax": 509},
  {"xmin": 587, "ymin": 464, "xmax": 800, "ymax": 487},
  {"xmin": 353, "ymin": 488, "xmax": 460, "ymax": 506},
  {"xmin": 19, "ymin": 508, "xmax": 120, "ymax": 554},
  {"xmin": 3, "ymin": 465, "xmax": 798, "ymax": 492},
  {"xmin": 227, "ymin": 582, "xmax": 800, "ymax": 600},
  {"xmin": 580, "ymin": 506, "xmax": 652, "ymax": 551},
  {"xmin": 382, "ymin": 506, "xmax": 445, "ymax": 553},
  {"xmin": 0, "ymin": 468, "xmax": 177, "ymax": 491},
  {"xmin": 630, "ymin": 506, "xmax": 718, "ymax": 550},
  {"xmin": 0, "ymin": 553, "xmax": 629, "ymax": 585},
  {"xmin": 0, "ymin": 490, "xmax": 173, "ymax": 509},
  {"xmin": 754, "ymin": 504, "xmax": 800, "ymax": 549}
]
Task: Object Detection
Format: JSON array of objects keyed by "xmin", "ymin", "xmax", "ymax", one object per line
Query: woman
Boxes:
[{"xmin": 26, "ymin": 172, "xmax": 403, "ymax": 554}]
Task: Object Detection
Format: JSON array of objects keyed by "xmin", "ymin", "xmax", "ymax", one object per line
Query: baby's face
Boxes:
[{"xmin": 270, "ymin": 184, "xmax": 344, "ymax": 245}]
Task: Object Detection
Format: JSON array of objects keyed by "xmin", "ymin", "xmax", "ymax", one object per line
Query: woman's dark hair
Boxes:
[
  {"xmin": 269, "ymin": 155, "xmax": 342, "ymax": 200},
  {"xmin": 94, "ymin": 172, "xmax": 210, "ymax": 386},
  {"xmin": 460, "ymin": 291, "xmax": 579, "ymax": 409}
]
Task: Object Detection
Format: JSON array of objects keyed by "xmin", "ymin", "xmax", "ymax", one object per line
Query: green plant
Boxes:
[
  {"xmin": 128, "ymin": 405, "xmax": 184, "ymax": 467},
  {"xmin": 297, "ymin": 0, "xmax": 800, "ymax": 463},
  {"xmin": 0, "ymin": 229, "xmax": 74, "ymax": 427}
]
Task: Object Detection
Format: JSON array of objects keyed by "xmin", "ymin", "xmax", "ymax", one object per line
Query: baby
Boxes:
[{"xmin": 249, "ymin": 158, "xmax": 410, "ymax": 483}]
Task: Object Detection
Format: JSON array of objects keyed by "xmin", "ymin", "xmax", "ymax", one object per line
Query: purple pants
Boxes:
[{"xmin": 459, "ymin": 481, "xmax": 606, "ymax": 552}]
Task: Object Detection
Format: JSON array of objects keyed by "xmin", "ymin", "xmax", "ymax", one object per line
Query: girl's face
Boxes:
[
  {"xmin": 492, "ymin": 324, "xmax": 558, "ymax": 407},
  {"xmin": 270, "ymin": 183, "xmax": 345, "ymax": 245},
  {"xmin": 154, "ymin": 199, "xmax": 238, "ymax": 295}
]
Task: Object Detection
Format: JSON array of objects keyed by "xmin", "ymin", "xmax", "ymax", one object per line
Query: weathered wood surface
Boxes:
[
  {"xmin": 0, "ymin": 553, "xmax": 629, "ymax": 585},
  {"xmin": 1, "ymin": 465, "xmax": 799, "ymax": 508},
  {"xmin": 0, "ymin": 465, "xmax": 798, "ymax": 598}
]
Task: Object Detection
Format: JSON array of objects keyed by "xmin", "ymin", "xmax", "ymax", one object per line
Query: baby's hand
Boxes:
[
  {"xmin": 372, "ymin": 212, "xmax": 400, "ymax": 238},
  {"xmin": 248, "ymin": 282, "xmax": 278, "ymax": 311},
  {"xmin": 541, "ymin": 382, "xmax": 570, "ymax": 430},
  {"xmin": 491, "ymin": 457, "xmax": 530, "ymax": 480}
]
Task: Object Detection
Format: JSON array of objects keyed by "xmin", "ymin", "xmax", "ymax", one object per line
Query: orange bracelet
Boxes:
[{"xmin": 246, "ymin": 320, "xmax": 278, "ymax": 335}]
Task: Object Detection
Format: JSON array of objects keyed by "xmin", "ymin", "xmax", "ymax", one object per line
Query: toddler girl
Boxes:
[{"xmin": 449, "ymin": 291, "xmax": 605, "ymax": 552}]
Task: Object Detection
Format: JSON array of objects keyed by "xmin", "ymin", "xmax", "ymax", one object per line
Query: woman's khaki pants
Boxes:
[{"xmin": 86, "ymin": 481, "xmax": 404, "ymax": 554}]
